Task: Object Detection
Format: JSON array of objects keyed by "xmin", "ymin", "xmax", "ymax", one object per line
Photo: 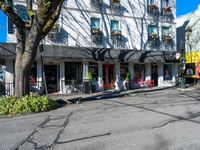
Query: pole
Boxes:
[{"xmin": 180, "ymin": 42, "xmax": 185, "ymax": 88}]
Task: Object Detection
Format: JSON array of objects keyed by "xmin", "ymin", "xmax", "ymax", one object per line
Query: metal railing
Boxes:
[{"xmin": 0, "ymin": 82, "xmax": 14, "ymax": 96}]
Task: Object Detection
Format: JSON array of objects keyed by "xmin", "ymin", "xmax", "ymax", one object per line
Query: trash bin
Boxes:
[{"xmin": 83, "ymin": 80, "xmax": 92, "ymax": 94}]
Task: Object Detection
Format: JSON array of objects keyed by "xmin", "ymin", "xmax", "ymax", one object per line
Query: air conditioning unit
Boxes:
[{"xmin": 48, "ymin": 32, "xmax": 57, "ymax": 40}]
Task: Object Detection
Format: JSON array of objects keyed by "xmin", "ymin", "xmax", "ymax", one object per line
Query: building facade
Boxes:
[
  {"xmin": 176, "ymin": 4, "xmax": 200, "ymax": 83},
  {"xmin": 0, "ymin": 0, "xmax": 178, "ymax": 95}
]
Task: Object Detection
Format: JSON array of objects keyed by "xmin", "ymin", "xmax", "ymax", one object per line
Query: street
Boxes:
[{"xmin": 1, "ymin": 88, "xmax": 200, "ymax": 150}]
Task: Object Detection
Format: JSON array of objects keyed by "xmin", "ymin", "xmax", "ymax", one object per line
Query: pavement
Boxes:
[
  {"xmin": 50, "ymin": 85, "xmax": 179, "ymax": 104},
  {"xmin": 1, "ymin": 86, "xmax": 200, "ymax": 150}
]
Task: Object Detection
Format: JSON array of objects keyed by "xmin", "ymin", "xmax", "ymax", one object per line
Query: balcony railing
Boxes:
[
  {"xmin": 161, "ymin": 6, "xmax": 173, "ymax": 21},
  {"xmin": 110, "ymin": 30, "xmax": 124, "ymax": 48},
  {"xmin": 110, "ymin": 0, "xmax": 121, "ymax": 14},
  {"xmin": 148, "ymin": 33, "xmax": 160, "ymax": 48},
  {"xmin": 91, "ymin": 28, "xmax": 103, "ymax": 46},
  {"xmin": 148, "ymin": 3, "xmax": 159, "ymax": 16},
  {"xmin": 90, "ymin": 0, "xmax": 102, "ymax": 12}
]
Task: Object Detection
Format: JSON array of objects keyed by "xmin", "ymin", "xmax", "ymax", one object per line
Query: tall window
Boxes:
[
  {"xmin": 91, "ymin": 18, "xmax": 100, "ymax": 29},
  {"xmin": 120, "ymin": 63, "xmax": 129, "ymax": 80},
  {"xmin": 111, "ymin": 20, "xmax": 120, "ymax": 31},
  {"xmin": 148, "ymin": 25, "xmax": 158, "ymax": 35},
  {"xmin": 149, "ymin": 0, "xmax": 155, "ymax": 4},
  {"xmin": 162, "ymin": 27, "xmax": 170, "ymax": 36},
  {"xmin": 163, "ymin": 64, "xmax": 172, "ymax": 80},
  {"xmin": 162, "ymin": 0, "xmax": 169, "ymax": 7}
]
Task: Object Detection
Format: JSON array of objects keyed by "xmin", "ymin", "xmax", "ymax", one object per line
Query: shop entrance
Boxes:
[
  {"xmin": 151, "ymin": 64, "xmax": 158, "ymax": 86},
  {"xmin": 44, "ymin": 64, "xmax": 59, "ymax": 93},
  {"xmin": 103, "ymin": 64, "xmax": 115, "ymax": 89}
]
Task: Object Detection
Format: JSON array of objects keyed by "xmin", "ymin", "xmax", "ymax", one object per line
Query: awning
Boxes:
[{"xmin": 0, "ymin": 43, "xmax": 177, "ymax": 63}]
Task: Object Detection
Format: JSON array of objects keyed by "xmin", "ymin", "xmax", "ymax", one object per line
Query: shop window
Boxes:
[
  {"xmin": 163, "ymin": 64, "xmax": 172, "ymax": 80},
  {"xmin": 89, "ymin": 62, "xmax": 98, "ymax": 81},
  {"xmin": 185, "ymin": 63, "xmax": 195, "ymax": 76},
  {"xmin": 65, "ymin": 62, "xmax": 82, "ymax": 83},
  {"xmin": 120, "ymin": 63, "xmax": 128, "ymax": 80},
  {"xmin": 134, "ymin": 64, "xmax": 145, "ymax": 81}
]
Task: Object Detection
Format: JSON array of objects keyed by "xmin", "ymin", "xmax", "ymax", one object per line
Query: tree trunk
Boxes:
[{"xmin": 14, "ymin": 41, "xmax": 36, "ymax": 98}]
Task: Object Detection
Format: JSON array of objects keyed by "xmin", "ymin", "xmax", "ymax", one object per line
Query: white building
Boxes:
[{"xmin": 0, "ymin": 0, "xmax": 178, "ymax": 95}]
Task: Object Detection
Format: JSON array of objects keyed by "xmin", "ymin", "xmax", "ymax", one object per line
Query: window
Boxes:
[
  {"xmin": 111, "ymin": 20, "xmax": 120, "ymax": 31},
  {"xmin": 16, "ymin": 5, "xmax": 29, "ymax": 21},
  {"xmin": 65, "ymin": 62, "xmax": 83, "ymax": 82},
  {"xmin": 149, "ymin": 0, "xmax": 155, "ymax": 4},
  {"xmin": 148, "ymin": 25, "xmax": 157, "ymax": 34},
  {"xmin": 163, "ymin": 64, "xmax": 173, "ymax": 80},
  {"xmin": 162, "ymin": 27, "xmax": 170, "ymax": 36},
  {"xmin": 134, "ymin": 64, "xmax": 145, "ymax": 81},
  {"xmin": 91, "ymin": 18, "xmax": 100, "ymax": 29},
  {"xmin": 162, "ymin": 0, "xmax": 169, "ymax": 7}
]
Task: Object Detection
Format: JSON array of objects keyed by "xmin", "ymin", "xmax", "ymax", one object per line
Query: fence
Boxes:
[{"xmin": 0, "ymin": 82, "xmax": 14, "ymax": 96}]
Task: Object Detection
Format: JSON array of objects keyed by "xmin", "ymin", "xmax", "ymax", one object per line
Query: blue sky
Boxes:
[
  {"xmin": 176, "ymin": 0, "xmax": 200, "ymax": 16},
  {"xmin": 0, "ymin": 1, "xmax": 200, "ymax": 42}
]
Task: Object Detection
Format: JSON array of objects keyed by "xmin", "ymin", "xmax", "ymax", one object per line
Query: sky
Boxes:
[{"xmin": 0, "ymin": 0, "xmax": 200, "ymax": 42}]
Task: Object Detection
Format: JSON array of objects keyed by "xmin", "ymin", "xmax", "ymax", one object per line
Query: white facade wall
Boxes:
[{"xmin": 7, "ymin": 0, "xmax": 176, "ymax": 52}]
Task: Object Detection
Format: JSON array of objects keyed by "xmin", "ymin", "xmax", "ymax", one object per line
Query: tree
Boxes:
[{"xmin": 0, "ymin": 0, "xmax": 64, "ymax": 97}]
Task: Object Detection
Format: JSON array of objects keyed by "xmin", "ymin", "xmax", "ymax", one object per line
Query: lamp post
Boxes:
[{"xmin": 180, "ymin": 41, "xmax": 185, "ymax": 88}]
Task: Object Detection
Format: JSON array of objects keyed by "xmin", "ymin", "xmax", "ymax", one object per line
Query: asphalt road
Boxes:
[{"xmin": 1, "ymin": 88, "xmax": 200, "ymax": 150}]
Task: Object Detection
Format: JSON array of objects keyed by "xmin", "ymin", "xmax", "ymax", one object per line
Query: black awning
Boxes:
[
  {"xmin": 0, "ymin": 43, "xmax": 177, "ymax": 63},
  {"xmin": 0, "ymin": 43, "xmax": 16, "ymax": 58},
  {"xmin": 42, "ymin": 45, "xmax": 177, "ymax": 63}
]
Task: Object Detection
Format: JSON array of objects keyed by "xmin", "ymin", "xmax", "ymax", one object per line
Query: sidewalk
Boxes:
[{"xmin": 50, "ymin": 85, "xmax": 178, "ymax": 104}]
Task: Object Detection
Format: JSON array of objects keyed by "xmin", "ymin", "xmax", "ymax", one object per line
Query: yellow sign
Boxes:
[{"xmin": 185, "ymin": 51, "xmax": 200, "ymax": 63}]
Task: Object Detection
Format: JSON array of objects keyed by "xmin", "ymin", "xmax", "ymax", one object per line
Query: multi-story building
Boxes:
[
  {"xmin": 0, "ymin": 0, "xmax": 178, "ymax": 95},
  {"xmin": 176, "ymin": 4, "xmax": 200, "ymax": 83}
]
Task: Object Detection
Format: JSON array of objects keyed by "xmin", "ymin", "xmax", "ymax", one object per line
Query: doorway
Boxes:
[
  {"xmin": 44, "ymin": 64, "xmax": 59, "ymax": 93},
  {"xmin": 103, "ymin": 64, "xmax": 115, "ymax": 89},
  {"xmin": 151, "ymin": 63, "xmax": 158, "ymax": 86}
]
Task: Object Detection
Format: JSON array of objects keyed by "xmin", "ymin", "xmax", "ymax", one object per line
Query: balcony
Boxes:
[
  {"xmin": 162, "ymin": 34, "xmax": 173, "ymax": 48},
  {"xmin": 148, "ymin": 33, "xmax": 159, "ymax": 48},
  {"xmin": 148, "ymin": 3, "xmax": 159, "ymax": 16},
  {"xmin": 91, "ymin": 28, "xmax": 102, "ymax": 47},
  {"xmin": 90, "ymin": 0, "xmax": 102, "ymax": 12},
  {"xmin": 161, "ymin": 6, "xmax": 173, "ymax": 21},
  {"xmin": 110, "ymin": 30, "xmax": 123, "ymax": 48},
  {"xmin": 110, "ymin": 0, "xmax": 121, "ymax": 14}
]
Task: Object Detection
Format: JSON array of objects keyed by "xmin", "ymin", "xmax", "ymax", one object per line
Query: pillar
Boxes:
[
  {"xmin": 83, "ymin": 62, "xmax": 89, "ymax": 81},
  {"xmin": 128, "ymin": 63, "xmax": 134, "ymax": 80},
  {"xmin": 60, "ymin": 62, "xmax": 65, "ymax": 94},
  {"xmin": 115, "ymin": 62, "xmax": 121, "ymax": 90},
  {"xmin": 98, "ymin": 62, "xmax": 103, "ymax": 91},
  {"xmin": 158, "ymin": 63, "xmax": 163, "ymax": 87},
  {"xmin": 145, "ymin": 63, "xmax": 151, "ymax": 81}
]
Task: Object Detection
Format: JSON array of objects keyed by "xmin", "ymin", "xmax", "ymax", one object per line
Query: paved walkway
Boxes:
[{"xmin": 50, "ymin": 85, "xmax": 178, "ymax": 104}]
